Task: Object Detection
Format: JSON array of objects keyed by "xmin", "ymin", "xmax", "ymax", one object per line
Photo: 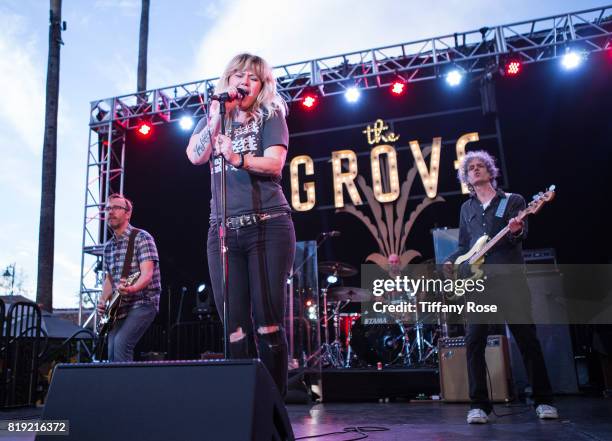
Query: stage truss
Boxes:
[{"xmin": 79, "ymin": 5, "xmax": 612, "ymax": 323}]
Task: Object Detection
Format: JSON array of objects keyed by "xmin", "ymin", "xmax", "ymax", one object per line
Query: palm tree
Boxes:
[
  {"xmin": 137, "ymin": 0, "xmax": 150, "ymax": 92},
  {"xmin": 36, "ymin": 0, "xmax": 63, "ymax": 312}
]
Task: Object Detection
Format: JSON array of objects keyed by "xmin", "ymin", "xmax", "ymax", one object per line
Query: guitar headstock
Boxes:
[{"xmin": 525, "ymin": 185, "xmax": 556, "ymax": 215}]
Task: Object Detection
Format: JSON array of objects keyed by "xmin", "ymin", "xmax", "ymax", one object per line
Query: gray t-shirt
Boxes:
[{"xmin": 193, "ymin": 112, "xmax": 290, "ymax": 219}]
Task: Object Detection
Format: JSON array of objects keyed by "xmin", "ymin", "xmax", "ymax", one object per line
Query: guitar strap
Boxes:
[
  {"xmin": 120, "ymin": 228, "xmax": 140, "ymax": 279},
  {"xmin": 491, "ymin": 193, "xmax": 511, "ymax": 235}
]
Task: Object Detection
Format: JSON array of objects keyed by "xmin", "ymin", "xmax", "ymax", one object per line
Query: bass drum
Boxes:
[{"xmin": 350, "ymin": 313, "xmax": 405, "ymax": 367}]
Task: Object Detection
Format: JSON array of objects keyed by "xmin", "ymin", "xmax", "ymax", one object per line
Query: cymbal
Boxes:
[
  {"xmin": 327, "ymin": 287, "xmax": 372, "ymax": 303},
  {"xmin": 318, "ymin": 261, "xmax": 357, "ymax": 277}
]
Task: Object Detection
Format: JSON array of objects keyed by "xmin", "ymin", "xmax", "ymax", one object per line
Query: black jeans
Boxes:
[
  {"xmin": 466, "ymin": 275, "xmax": 553, "ymax": 413},
  {"xmin": 207, "ymin": 214, "xmax": 295, "ymax": 396}
]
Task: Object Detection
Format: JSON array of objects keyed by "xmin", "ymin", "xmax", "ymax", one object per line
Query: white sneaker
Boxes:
[
  {"xmin": 467, "ymin": 408, "xmax": 488, "ymax": 424},
  {"xmin": 536, "ymin": 404, "xmax": 559, "ymax": 419}
]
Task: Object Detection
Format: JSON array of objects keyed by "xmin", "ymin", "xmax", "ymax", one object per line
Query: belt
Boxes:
[{"xmin": 225, "ymin": 211, "xmax": 289, "ymax": 230}]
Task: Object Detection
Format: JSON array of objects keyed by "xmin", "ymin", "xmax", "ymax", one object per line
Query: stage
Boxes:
[{"xmin": 0, "ymin": 397, "xmax": 610, "ymax": 440}]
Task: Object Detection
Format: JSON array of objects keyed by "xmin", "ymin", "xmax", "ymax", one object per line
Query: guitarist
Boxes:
[
  {"xmin": 443, "ymin": 151, "xmax": 558, "ymax": 424},
  {"xmin": 96, "ymin": 193, "xmax": 161, "ymax": 362}
]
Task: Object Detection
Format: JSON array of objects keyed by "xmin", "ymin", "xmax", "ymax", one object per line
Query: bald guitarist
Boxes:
[{"xmin": 443, "ymin": 151, "xmax": 558, "ymax": 424}]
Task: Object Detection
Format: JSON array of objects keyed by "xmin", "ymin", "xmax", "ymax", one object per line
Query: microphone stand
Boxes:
[{"xmin": 217, "ymin": 96, "xmax": 230, "ymax": 359}]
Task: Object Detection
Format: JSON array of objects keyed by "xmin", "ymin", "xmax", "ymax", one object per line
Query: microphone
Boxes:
[
  {"xmin": 321, "ymin": 230, "xmax": 341, "ymax": 237},
  {"xmin": 211, "ymin": 87, "xmax": 247, "ymax": 102}
]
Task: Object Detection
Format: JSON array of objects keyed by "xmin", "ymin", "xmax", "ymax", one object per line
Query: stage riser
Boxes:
[{"xmin": 310, "ymin": 369, "xmax": 439, "ymax": 402}]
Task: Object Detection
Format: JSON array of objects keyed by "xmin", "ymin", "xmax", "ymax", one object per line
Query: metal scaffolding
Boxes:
[
  {"xmin": 78, "ymin": 121, "xmax": 126, "ymax": 326},
  {"xmin": 79, "ymin": 5, "xmax": 612, "ymax": 319}
]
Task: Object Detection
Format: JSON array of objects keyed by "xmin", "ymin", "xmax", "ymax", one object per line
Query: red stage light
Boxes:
[
  {"xmin": 302, "ymin": 94, "xmax": 317, "ymax": 109},
  {"xmin": 137, "ymin": 122, "xmax": 152, "ymax": 136},
  {"xmin": 505, "ymin": 60, "xmax": 522, "ymax": 76},
  {"xmin": 391, "ymin": 81, "xmax": 406, "ymax": 95}
]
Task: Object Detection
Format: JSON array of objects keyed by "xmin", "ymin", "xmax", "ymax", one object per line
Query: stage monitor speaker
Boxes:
[
  {"xmin": 439, "ymin": 335, "xmax": 512, "ymax": 402},
  {"xmin": 36, "ymin": 359, "xmax": 294, "ymax": 441}
]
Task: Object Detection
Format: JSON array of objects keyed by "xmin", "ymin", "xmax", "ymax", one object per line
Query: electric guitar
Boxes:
[
  {"xmin": 454, "ymin": 185, "xmax": 556, "ymax": 281},
  {"xmin": 96, "ymin": 271, "xmax": 141, "ymax": 339}
]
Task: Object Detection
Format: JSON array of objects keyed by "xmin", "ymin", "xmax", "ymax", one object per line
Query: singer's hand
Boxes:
[
  {"xmin": 214, "ymin": 134, "xmax": 240, "ymax": 166},
  {"xmin": 215, "ymin": 86, "xmax": 243, "ymax": 112}
]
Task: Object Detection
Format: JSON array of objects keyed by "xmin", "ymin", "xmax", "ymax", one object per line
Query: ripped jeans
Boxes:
[{"xmin": 207, "ymin": 214, "xmax": 295, "ymax": 396}]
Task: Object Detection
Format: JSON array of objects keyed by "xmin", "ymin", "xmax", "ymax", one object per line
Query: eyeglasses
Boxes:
[{"xmin": 104, "ymin": 206, "xmax": 128, "ymax": 212}]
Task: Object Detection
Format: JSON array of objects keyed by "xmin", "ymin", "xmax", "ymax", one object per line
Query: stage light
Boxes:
[
  {"xmin": 390, "ymin": 80, "xmax": 406, "ymax": 96},
  {"xmin": 307, "ymin": 305, "xmax": 317, "ymax": 321},
  {"xmin": 561, "ymin": 51, "xmax": 583, "ymax": 70},
  {"xmin": 179, "ymin": 116, "xmax": 194, "ymax": 130},
  {"xmin": 326, "ymin": 274, "xmax": 338, "ymax": 284},
  {"xmin": 344, "ymin": 86, "xmax": 361, "ymax": 103},
  {"xmin": 197, "ymin": 283, "xmax": 207, "ymax": 293},
  {"xmin": 301, "ymin": 94, "xmax": 318, "ymax": 110},
  {"xmin": 505, "ymin": 60, "xmax": 522, "ymax": 76},
  {"xmin": 137, "ymin": 122, "xmax": 152, "ymax": 136},
  {"xmin": 446, "ymin": 70, "xmax": 463, "ymax": 87}
]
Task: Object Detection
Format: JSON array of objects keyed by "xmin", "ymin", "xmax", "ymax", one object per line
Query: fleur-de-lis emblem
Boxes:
[{"xmin": 336, "ymin": 146, "xmax": 444, "ymax": 270}]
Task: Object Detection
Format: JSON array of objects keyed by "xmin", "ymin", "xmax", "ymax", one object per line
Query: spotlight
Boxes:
[
  {"xmin": 344, "ymin": 86, "xmax": 361, "ymax": 103},
  {"xmin": 446, "ymin": 70, "xmax": 463, "ymax": 87},
  {"xmin": 307, "ymin": 305, "xmax": 317, "ymax": 320},
  {"xmin": 137, "ymin": 122, "xmax": 152, "ymax": 136},
  {"xmin": 326, "ymin": 274, "xmax": 338, "ymax": 284},
  {"xmin": 390, "ymin": 80, "xmax": 406, "ymax": 96},
  {"xmin": 561, "ymin": 50, "xmax": 583, "ymax": 70},
  {"xmin": 505, "ymin": 60, "xmax": 522, "ymax": 76},
  {"xmin": 194, "ymin": 282, "xmax": 212, "ymax": 316},
  {"xmin": 179, "ymin": 116, "xmax": 194, "ymax": 130},
  {"xmin": 301, "ymin": 93, "xmax": 318, "ymax": 110}
]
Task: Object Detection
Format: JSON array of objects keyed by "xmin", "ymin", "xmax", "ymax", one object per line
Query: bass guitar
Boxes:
[{"xmin": 454, "ymin": 185, "xmax": 556, "ymax": 281}]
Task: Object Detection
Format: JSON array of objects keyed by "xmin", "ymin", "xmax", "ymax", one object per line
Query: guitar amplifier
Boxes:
[{"xmin": 438, "ymin": 335, "xmax": 512, "ymax": 402}]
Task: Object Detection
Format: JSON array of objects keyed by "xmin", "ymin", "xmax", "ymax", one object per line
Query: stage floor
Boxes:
[{"xmin": 0, "ymin": 396, "xmax": 610, "ymax": 440}]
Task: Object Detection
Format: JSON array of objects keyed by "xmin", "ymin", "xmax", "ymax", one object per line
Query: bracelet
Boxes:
[{"xmin": 235, "ymin": 153, "xmax": 245, "ymax": 169}]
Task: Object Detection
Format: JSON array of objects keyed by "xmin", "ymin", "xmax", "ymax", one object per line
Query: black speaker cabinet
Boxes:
[{"xmin": 36, "ymin": 359, "xmax": 294, "ymax": 441}]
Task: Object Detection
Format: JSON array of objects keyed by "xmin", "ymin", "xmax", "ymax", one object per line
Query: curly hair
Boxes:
[
  {"xmin": 457, "ymin": 150, "xmax": 500, "ymax": 193},
  {"xmin": 215, "ymin": 53, "xmax": 287, "ymax": 123}
]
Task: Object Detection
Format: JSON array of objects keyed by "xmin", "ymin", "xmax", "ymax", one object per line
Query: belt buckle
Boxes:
[{"xmin": 226, "ymin": 217, "xmax": 239, "ymax": 230}]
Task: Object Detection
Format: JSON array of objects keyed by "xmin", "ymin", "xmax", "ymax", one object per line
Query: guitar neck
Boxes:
[{"xmin": 468, "ymin": 224, "xmax": 511, "ymax": 264}]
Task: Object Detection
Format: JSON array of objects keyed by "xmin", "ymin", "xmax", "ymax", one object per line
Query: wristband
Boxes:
[{"xmin": 235, "ymin": 152, "xmax": 245, "ymax": 169}]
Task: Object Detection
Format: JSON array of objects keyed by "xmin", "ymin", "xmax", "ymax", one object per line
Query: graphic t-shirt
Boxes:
[{"xmin": 193, "ymin": 111, "xmax": 290, "ymax": 220}]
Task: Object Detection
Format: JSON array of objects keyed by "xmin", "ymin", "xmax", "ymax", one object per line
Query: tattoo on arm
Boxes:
[{"xmin": 195, "ymin": 130, "xmax": 211, "ymax": 157}]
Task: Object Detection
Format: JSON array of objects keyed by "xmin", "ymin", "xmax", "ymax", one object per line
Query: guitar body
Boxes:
[
  {"xmin": 96, "ymin": 272, "xmax": 140, "ymax": 358},
  {"xmin": 96, "ymin": 292, "xmax": 121, "ymax": 339},
  {"xmin": 454, "ymin": 235, "xmax": 488, "ymax": 280}
]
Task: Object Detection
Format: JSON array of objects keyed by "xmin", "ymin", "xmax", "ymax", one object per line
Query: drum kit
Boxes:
[{"xmin": 311, "ymin": 260, "xmax": 442, "ymax": 369}]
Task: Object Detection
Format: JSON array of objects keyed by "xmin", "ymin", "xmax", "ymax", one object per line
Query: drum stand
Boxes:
[{"xmin": 305, "ymin": 288, "xmax": 345, "ymax": 368}]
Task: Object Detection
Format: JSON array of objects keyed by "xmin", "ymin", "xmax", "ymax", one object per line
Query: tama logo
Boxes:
[{"xmin": 364, "ymin": 317, "xmax": 389, "ymax": 325}]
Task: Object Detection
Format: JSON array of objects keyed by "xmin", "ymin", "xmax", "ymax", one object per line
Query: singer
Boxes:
[{"xmin": 186, "ymin": 53, "xmax": 295, "ymax": 396}]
